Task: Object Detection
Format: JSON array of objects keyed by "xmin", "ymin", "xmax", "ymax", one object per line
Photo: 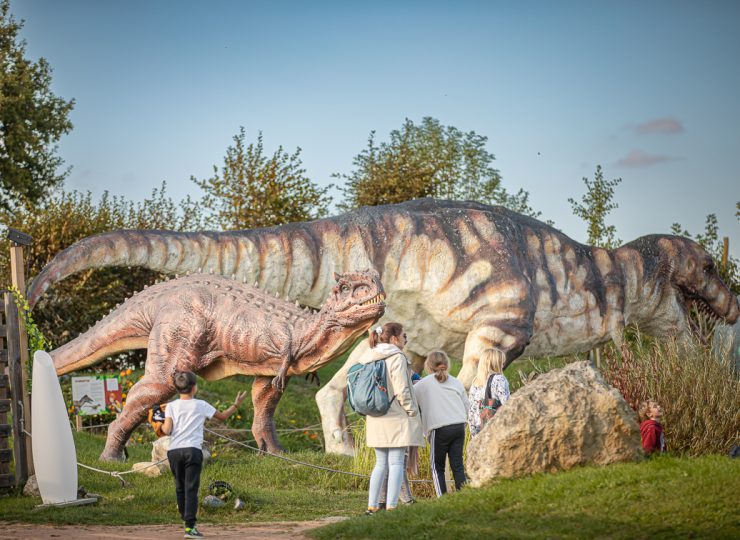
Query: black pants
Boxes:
[
  {"xmin": 429, "ymin": 423, "xmax": 467, "ymax": 496},
  {"xmin": 168, "ymin": 447, "xmax": 203, "ymax": 528}
]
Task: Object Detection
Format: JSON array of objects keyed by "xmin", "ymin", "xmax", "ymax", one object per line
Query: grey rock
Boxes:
[
  {"xmin": 466, "ymin": 361, "xmax": 642, "ymax": 486},
  {"xmin": 202, "ymin": 494, "xmax": 226, "ymax": 508}
]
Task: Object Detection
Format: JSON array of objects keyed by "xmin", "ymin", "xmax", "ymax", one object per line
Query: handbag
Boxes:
[{"xmin": 479, "ymin": 374, "xmax": 502, "ymax": 429}]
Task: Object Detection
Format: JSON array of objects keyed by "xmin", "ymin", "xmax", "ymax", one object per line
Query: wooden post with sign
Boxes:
[
  {"xmin": 8, "ymin": 243, "xmax": 34, "ymax": 479},
  {"xmin": 722, "ymin": 237, "xmax": 729, "ymax": 271}
]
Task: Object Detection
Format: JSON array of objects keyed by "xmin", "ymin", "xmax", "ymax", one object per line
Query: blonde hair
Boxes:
[
  {"xmin": 638, "ymin": 399, "xmax": 659, "ymax": 422},
  {"xmin": 424, "ymin": 350, "xmax": 450, "ymax": 383},
  {"xmin": 473, "ymin": 348, "xmax": 506, "ymax": 387}
]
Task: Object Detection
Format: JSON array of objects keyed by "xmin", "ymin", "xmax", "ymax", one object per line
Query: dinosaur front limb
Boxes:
[
  {"xmin": 271, "ymin": 355, "xmax": 293, "ymax": 392},
  {"xmin": 252, "ymin": 375, "xmax": 288, "ymax": 453},
  {"xmin": 101, "ymin": 376, "xmax": 175, "ymax": 461}
]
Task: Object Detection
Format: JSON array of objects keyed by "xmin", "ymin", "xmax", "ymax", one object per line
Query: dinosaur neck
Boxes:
[
  {"xmin": 614, "ymin": 246, "xmax": 675, "ymax": 330},
  {"xmin": 290, "ymin": 308, "xmax": 369, "ymax": 373}
]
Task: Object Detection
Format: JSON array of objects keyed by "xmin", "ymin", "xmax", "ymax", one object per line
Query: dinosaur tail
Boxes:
[
  {"xmin": 50, "ymin": 302, "xmax": 152, "ymax": 375},
  {"xmin": 27, "ymin": 227, "xmax": 328, "ymax": 309}
]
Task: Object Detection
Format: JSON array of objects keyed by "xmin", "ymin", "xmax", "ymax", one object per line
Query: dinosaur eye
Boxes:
[{"xmin": 341, "ymin": 285, "xmax": 349, "ymax": 294}]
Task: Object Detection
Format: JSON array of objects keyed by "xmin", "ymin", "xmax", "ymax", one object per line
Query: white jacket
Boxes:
[
  {"xmin": 414, "ymin": 374, "xmax": 469, "ymax": 436},
  {"xmin": 359, "ymin": 343, "xmax": 425, "ymax": 448}
]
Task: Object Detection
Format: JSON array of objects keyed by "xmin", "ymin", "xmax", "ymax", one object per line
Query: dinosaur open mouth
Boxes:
[
  {"xmin": 687, "ymin": 296, "xmax": 722, "ymax": 323},
  {"xmin": 361, "ymin": 293, "xmax": 386, "ymax": 306}
]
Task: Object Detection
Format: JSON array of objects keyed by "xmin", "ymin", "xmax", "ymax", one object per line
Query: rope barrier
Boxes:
[
  {"xmin": 69, "ymin": 421, "xmax": 432, "ymax": 486},
  {"xmin": 203, "ymin": 427, "xmax": 433, "ymax": 485},
  {"xmin": 76, "ymin": 459, "xmax": 169, "ymax": 487}
]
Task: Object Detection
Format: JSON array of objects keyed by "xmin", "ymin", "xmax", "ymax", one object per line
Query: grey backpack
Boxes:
[{"xmin": 347, "ymin": 359, "xmax": 394, "ymax": 417}]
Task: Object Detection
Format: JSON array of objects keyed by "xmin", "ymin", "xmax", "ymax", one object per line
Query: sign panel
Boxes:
[{"xmin": 71, "ymin": 375, "xmax": 122, "ymax": 415}]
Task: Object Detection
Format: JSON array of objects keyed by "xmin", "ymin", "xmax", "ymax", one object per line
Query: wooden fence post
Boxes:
[
  {"xmin": 722, "ymin": 237, "xmax": 729, "ymax": 271},
  {"xmin": 9, "ymin": 244, "xmax": 34, "ymax": 478},
  {"xmin": 0, "ymin": 296, "xmax": 14, "ymax": 491},
  {"xmin": 5, "ymin": 292, "xmax": 29, "ymax": 485}
]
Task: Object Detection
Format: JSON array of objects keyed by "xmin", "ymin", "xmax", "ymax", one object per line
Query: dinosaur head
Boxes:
[
  {"xmin": 322, "ymin": 269, "xmax": 386, "ymax": 328},
  {"xmin": 665, "ymin": 237, "xmax": 739, "ymax": 327},
  {"xmin": 627, "ymin": 236, "xmax": 739, "ymax": 336}
]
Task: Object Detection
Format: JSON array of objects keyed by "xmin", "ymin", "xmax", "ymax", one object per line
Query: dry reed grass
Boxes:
[{"xmin": 602, "ymin": 333, "xmax": 739, "ymax": 456}]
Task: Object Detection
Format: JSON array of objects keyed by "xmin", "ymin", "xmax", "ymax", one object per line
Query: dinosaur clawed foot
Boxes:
[
  {"xmin": 304, "ymin": 371, "xmax": 320, "ymax": 387},
  {"xmin": 271, "ymin": 374, "xmax": 287, "ymax": 392},
  {"xmin": 99, "ymin": 447, "xmax": 127, "ymax": 462}
]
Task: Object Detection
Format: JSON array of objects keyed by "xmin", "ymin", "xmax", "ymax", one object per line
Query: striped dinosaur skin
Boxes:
[
  {"xmin": 50, "ymin": 270, "xmax": 385, "ymax": 460},
  {"xmin": 30, "ymin": 199, "xmax": 739, "ymax": 452}
]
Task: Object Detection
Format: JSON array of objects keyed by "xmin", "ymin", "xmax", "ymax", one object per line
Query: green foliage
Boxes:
[
  {"xmin": 601, "ymin": 335, "xmax": 739, "ymax": 456},
  {"xmin": 0, "ymin": 0, "xmax": 75, "ymax": 211},
  {"xmin": 192, "ymin": 127, "xmax": 333, "ymax": 230},
  {"xmin": 9, "ymin": 284, "xmax": 51, "ymax": 354},
  {"xmin": 568, "ymin": 165, "xmax": 621, "ymax": 248},
  {"xmin": 311, "ymin": 456, "xmax": 740, "ymax": 539},
  {"xmin": 671, "ymin": 212, "xmax": 739, "ymax": 295},
  {"xmin": 337, "ymin": 117, "xmax": 539, "ymax": 216},
  {"xmin": 0, "ymin": 183, "xmax": 203, "ymax": 366}
]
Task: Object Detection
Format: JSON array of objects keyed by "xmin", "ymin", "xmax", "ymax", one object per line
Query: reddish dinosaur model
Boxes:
[
  {"xmin": 30, "ymin": 199, "xmax": 739, "ymax": 455},
  {"xmin": 50, "ymin": 270, "xmax": 385, "ymax": 460}
]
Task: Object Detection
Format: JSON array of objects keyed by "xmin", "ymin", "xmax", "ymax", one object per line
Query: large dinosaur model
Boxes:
[
  {"xmin": 50, "ymin": 270, "xmax": 385, "ymax": 460},
  {"xmin": 29, "ymin": 199, "xmax": 740, "ymax": 455}
]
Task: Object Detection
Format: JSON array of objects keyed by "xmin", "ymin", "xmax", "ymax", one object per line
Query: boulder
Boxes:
[
  {"xmin": 466, "ymin": 361, "xmax": 641, "ymax": 486},
  {"xmin": 23, "ymin": 474, "xmax": 40, "ymax": 497},
  {"xmin": 151, "ymin": 436, "xmax": 171, "ymax": 464},
  {"xmin": 132, "ymin": 461, "xmax": 164, "ymax": 477},
  {"xmin": 151, "ymin": 435, "xmax": 210, "ymax": 466}
]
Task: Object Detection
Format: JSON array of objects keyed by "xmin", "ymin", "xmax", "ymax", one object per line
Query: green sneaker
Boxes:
[{"xmin": 184, "ymin": 526, "xmax": 205, "ymax": 538}]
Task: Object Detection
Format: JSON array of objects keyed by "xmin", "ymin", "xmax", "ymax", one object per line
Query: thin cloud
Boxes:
[
  {"xmin": 635, "ymin": 117, "xmax": 684, "ymax": 135},
  {"xmin": 615, "ymin": 149, "xmax": 678, "ymax": 168}
]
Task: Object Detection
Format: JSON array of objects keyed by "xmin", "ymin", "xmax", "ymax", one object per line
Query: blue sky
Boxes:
[{"xmin": 11, "ymin": 1, "xmax": 740, "ymax": 256}]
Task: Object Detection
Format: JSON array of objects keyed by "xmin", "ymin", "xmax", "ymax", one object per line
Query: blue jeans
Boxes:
[{"xmin": 368, "ymin": 447, "xmax": 406, "ymax": 508}]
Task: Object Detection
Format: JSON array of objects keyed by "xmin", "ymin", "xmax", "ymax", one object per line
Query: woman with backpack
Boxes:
[
  {"xmin": 468, "ymin": 348, "xmax": 510, "ymax": 437},
  {"xmin": 359, "ymin": 322, "xmax": 424, "ymax": 514},
  {"xmin": 414, "ymin": 350, "xmax": 469, "ymax": 496}
]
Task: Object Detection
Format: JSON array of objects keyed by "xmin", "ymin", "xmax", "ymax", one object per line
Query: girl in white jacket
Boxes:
[
  {"xmin": 360, "ymin": 322, "xmax": 424, "ymax": 514},
  {"xmin": 414, "ymin": 351, "xmax": 469, "ymax": 496}
]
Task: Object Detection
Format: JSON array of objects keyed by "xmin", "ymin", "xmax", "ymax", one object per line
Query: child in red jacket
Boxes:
[{"xmin": 638, "ymin": 399, "xmax": 666, "ymax": 454}]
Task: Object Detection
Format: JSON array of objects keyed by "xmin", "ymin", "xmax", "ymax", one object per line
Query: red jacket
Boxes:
[{"xmin": 640, "ymin": 419, "xmax": 665, "ymax": 454}]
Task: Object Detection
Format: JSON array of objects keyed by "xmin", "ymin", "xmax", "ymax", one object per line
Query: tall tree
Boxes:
[
  {"xmin": 192, "ymin": 127, "xmax": 332, "ymax": 230},
  {"xmin": 568, "ymin": 165, "xmax": 621, "ymax": 248},
  {"xmin": 0, "ymin": 0, "xmax": 74, "ymax": 210},
  {"xmin": 337, "ymin": 117, "xmax": 538, "ymax": 216}
]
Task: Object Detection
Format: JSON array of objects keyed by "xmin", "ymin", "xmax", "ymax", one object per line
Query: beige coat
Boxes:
[{"xmin": 360, "ymin": 343, "xmax": 425, "ymax": 448}]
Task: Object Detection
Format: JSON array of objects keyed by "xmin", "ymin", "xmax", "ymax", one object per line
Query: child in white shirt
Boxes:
[{"xmin": 162, "ymin": 371, "xmax": 246, "ymax": 539}]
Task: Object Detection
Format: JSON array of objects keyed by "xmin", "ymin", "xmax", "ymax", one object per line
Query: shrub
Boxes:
[{"xmin": 601, "ymin": 334, "xmax": 739, "ymax": 456}]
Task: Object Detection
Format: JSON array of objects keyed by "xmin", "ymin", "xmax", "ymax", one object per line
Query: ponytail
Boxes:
[
  {"xmin": 424, "ymin": 350, "xmax": 450, "ymax": 383},
  {"xmin": 368, "ymin": 322, "xmax": 404, "ymax": 348}
]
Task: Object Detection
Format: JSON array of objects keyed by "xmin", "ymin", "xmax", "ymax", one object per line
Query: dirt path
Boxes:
[{"xmin": 2, "ymin": 518, "xmax": 347, "ymax": 539}]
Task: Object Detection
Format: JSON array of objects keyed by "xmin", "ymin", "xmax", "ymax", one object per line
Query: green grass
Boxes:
[
  {"xmin": 4, "ymin": 348, "xmax": 738, "ymax": 538},
  {"xmin": 309, "ymin": 455, "xmax": 740, "ymax": 540}
]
